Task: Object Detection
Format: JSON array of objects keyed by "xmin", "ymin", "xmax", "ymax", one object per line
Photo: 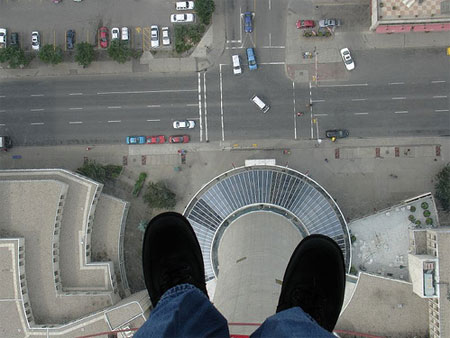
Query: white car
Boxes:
[
  {"xmin": 340, "ymin": 48, "xmax": 355, "ymax": 71},
  {"xmin": 173, "ymin": 120, "xmax": 195, "ymax": 129},
  {"xmin": 111, "ymin": 27, "xmax": 120, "ymax": 40},
  {"xmin": 31, "ymin": 31, "xmax": 40, "ymax": 51},
  {"xmin": 162, "ymin": 27, "xmax": 170, "ymax": 46},
  {"xmin": 232, "ymin": 55, "xmax": 242, "ymax": 75},
  {"xmin": 150, "ymin": 25, "xmax": 159, "ymax": 48},
  {"xmin": 176, "ymin": 1, "xmax": 194, "ymax": 10},
  {"xmin": 121, "ymin": 27, "xmax": 129, "ymax": 41},
  {"xmin": 171, "ymin": 13, "xmax": 195, "ymax": 23},
  {"xmin": 0, "ymin": 28, "xmax": 7, "ymax": 48}
]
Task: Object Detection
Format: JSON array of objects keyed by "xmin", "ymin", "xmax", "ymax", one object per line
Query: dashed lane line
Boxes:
[
  {"xmin": 433, "ymin": 95, "xmax": 448, "ymax": 99},
  {"xmin": 431, "ymin": 80, "xmax": 446, "ymax": 84},
  {"xmin": 318, "ymin": 83, "xmax": 368, "ymax": 88},
  {"xmin": 435, "ymin": 109, "xmax": 449, "ymax": 112},
  {"xmin": 108, "ymin": 120, "xmax": 122, "ymax": 123},
  {"xmin": 97, "ymin": 89, "xmax": 197, "ymax": 95},
  {"xmin": 107, "ymin": 106, "xmax": 122, "ymax": 109},
  {"xmin": 30, "ymin": 109, "xmax": 44, "ymax": 112},
  {"xmin": 354, "ymin": 112, "xmax": 369, "ymax": 115},
  {"xmin": 147, "ymin": 119, "xmax": 161, "ymax": 122},
  {"xmin": 388, "ymin": 82, "xmax": 404, "ymax": 85},
  {"xmin": 394, "ymin": 111, "xmax": 408, "ymax": 114},
  {"xmin": 69, "ymin": 93, "xmax": 83, "ymax": 96},
  {"xmin": 69, "ymin": 121, "xmax": 83, "ymax": 124},
  {"xmin": 147, "ymin": 105, "xmax": 161, "ymax": 108},
  {"xmin": 30, "ymin": 94, "xmax": 44, "ymax": 97},
  {"xmin": 392, "ymin": 97, "xmax": 406, "ymax": 100},
  {"xmin": 351, "ymin": 98, "xmax": 367, "ymax": 101},
  {"xmin": 69, "ymin": 107, "xmax": 83, "ymax": 110},
  {"xmin": 30, "ymin": 122, "xmax": 44, "ymax": 125}
]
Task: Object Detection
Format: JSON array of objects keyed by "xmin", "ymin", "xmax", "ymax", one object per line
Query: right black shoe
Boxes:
[
  {"xmin": 276, "ymin": 234, "xmax": 346, "ymax": 332},
  {"xmin": 142, "ymin": 212, "xmax": 208, "ymax": 307}
]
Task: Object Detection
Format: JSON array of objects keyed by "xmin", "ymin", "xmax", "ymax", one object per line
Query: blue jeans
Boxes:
[{"xmin": 135, "ymin": 284, "xmax": 334, "ymax": 338}]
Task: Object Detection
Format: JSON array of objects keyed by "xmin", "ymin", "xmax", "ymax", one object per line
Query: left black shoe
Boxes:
[{"xmin": 142, "ymin": 212, "xmax": 208, "ymax": 307}]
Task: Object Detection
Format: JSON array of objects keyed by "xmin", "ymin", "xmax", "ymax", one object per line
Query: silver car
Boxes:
[
  {"xmin": 162, "ymin": 27, "xmax": 170, "ymax": 46},
  {"xmin": 31, "ymin": 31, "xmax": 40, "ymax": 51},
  {"xmin": 173, "ymin": 120, "xmax": 195, "ymax": 129},
  {"xmin": 151, "ymin": 25, "xmax": 159, "ymax": 48}
]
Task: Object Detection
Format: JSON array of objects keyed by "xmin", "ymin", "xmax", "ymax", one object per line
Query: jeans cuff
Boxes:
[{"xmin": 157, "ymin": 283, "xmax": 204, "ymax": 308}]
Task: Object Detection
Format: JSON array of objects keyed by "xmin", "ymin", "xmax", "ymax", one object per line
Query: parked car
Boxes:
[
  {"xmin": 10, "ymin": 32, "xmax": 19, "ymax": 47},
  {"xmin": 111, "ymin": 27, "xmax": 120, "ymax": 40},
  {"xmin": 171, "ymin": 13, "xmax": 194, "ymax": 23},
  {"xmin": 66, "ymin": 30, "xmax": 75, "ymax": 50},
  {"xmin": 296, "ymin": 20, "xmax": 315, "ymax": 29},
  {"xmin": 99, "ymin": 27, "xmax": 108, "ymax": 48},
  {"xmin": 146, "ymin": 135, "xmax": 166, "ymax": 144},
  {"xmin": 232, "ymin": 54, "xmax": 242, "ymax": 75},
  {"xmin": 169, "ymin": 135, "xmax": 190, "ymax": 143},
  {"xmin": 121, "ymin": 27, "xmax": 129, "ymax": 41},
  {"xmin": 176, "ymin": 1, "xmax": 194, "ymax": 10},
  {"xmin": 31, "ymin": 31, "xmax": 40, "ymax": 51},
  {"xmin": 319, "ymin": 19, "xmax": 341, "ymax": 28},
  {"xmin": 340, "ymin": 48, "xmax": 355, "ymax": 71},
  {"xmin": 162, "ymin": 27, "xmax": 170, "ymax": 46},
  {"xmin": 325, "ymin": 129, "xmax": 349, "ymax": 139},
  {"xmin": 244, "ymin": 12, "xmax": 253, "ymax": 33},
  {"xmin": 173, "ymin": 120, "xmax": 195, "ymax": 129},
  {"xmin": 53, "ymin": 0, "xmax": 61, "ymax": 3},
  {"xmin": 0, "ymin": 28, "xmax": 7, "ymax": 48},
  {"xmin": 126, "ymin": 136, "xmax": 146, "ymax": 144},
  {"xmin": 151, "ymin": 25, "xmax": 159, "ymax": 48},
  {"xmin": 246, "ymin": 48, "xmax": 257, "ymax": 70}
]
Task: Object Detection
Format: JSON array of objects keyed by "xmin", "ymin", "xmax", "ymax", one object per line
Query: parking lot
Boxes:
[{"xmin": 0, "ymin": 0, "xmax": 185, "ymax": 51}]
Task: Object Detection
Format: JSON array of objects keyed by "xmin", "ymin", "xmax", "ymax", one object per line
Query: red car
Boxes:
[
  {"xmin": 296, "ymin": 20, "xmax": 315, "ymax": 29},
  {"xmin": 99, "ymin": 27, "xmax": 108, "ymax": 48},
  {"xmin": 146, "ymin": 135, "xmax": 166, "ymax": 144},
  {"xmin": 169, "ymin": 135, "xmax": 190, "ymax": 144}
]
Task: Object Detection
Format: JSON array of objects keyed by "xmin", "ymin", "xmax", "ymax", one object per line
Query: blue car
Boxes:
[
  {"xmin": 126, "ymin": 136, "xmax": 146, "ymax": 144},
  {"xmin": 244, "ymin": 12, "xmax": 253, "ymax": 33},
  {"xmin": 246, "ymin": 48, "xmax": 257, "ymax": 70}
]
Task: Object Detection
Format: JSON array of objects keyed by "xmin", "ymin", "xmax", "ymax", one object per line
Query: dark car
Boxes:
[
  {"xmin": 244, "ymin": 12, "xmax": 253, "ymax": 33},
  {"xmin": 66, "ymin": 30, "xmax": 75, "ymax": 49},
  {"xmin": 169, "ymin": 135, "xmax": 190, "ymax": 143},
  {"xmin": 325, "ymin": 129, "xmax": 349, "ymax": 139},
  {"xmin": 10, "ymin": 33, "xmax": 19, "ymax": 47}
]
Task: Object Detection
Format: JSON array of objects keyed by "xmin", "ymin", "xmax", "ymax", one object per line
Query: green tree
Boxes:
[
  {"xmin": 195, "ymin": 0, "xmax": 215, "ymax": 25},
  {"xmin": 0, "ymin": 46, "xmax": 32, "ymax": 69},
  {"xmin": 435, "ymin": 164, "xmax": 450, "ymax": 211},
  {"xmin": 143, "ymin": 181, "xmax": 176, "ymax": 209},
  {"xmin": 76, "ymin": 160, "xmax": 122, "ymax": 184},
  {"xmin": 108, "ymin": 39, "xmax": 132, "ymax": 63},
  {"xmin": 38, "ymin": 44, "xmax": 63, "ymax": 65},
  {"xmin": 174, "ymin": 24, "xmax": 205, "ymax": 54},
  {"xmin": 75, "ymin": 42, "xmax": 95, "ymax": 68}
]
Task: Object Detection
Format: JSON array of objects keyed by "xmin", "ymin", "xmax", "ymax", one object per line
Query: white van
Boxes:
[
  {"xmin": 176, "ymin": 1, "xmax": 194, "ymax": 10},
  {"xmin": 232, "ymin": 55, "xmax": 242, "ymax": 75},
  {"xmin": 251, "ymin": 95, "xmax": 270, "ymax": 113}
]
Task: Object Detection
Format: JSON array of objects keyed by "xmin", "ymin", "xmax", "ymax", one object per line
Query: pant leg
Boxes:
[
  {"xmin": 250, "ymin": 307, "xmax": 335, "ymax": 338},
  {"xmin": 135, "ymin": 283, "xmax": 230, "ymax": 338}
]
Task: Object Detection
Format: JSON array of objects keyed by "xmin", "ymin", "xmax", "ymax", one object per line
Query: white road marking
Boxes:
[
  {"xmin": 0, "ymin": 124, "xmax": 5, "ymax": 126},
  {"xmin": 69, "ymin": 93, "xmax": 83, "ymax": 96},
  {"xmin": 203, "ymin": 72, "xmax": 208, "ymax": 142},
  {"xmin": 147, "ymin": 119, "xmax": 161, "ymax": 122},
  {"xmin": 293, "ymin": 81, "xmax": 297, "ymax": 140},
  {"xmin": 31, "ymin": 94, "xmax": 44, "ymax": 97},
  {"xmin": 147, "ymin": 105, "xmax": 161, "ymax": 108},
  {"xmin": 318, "ymin": 83, "xmax": 368, "ymax": 88},
  {"xmin": 269, "ymin": 0, "xmax": 271, "ymax": 10},
  {"xmin": 269, "ymin": 33, "xmax": 271, "ymax": 46},
  {"xmin": 0, "ymin": 110, "xmax": 5, "ymax": 113},
  {"xmin": 435, "ymin": 109, "xmax": 449, "ymax": 112},
  {"xmin": 388, "ymin": 82, "xmax": 404, "ymax": 85},
  {"xmin": 312, "ymin": 99, "xmax": 325, "ymax": 103},
  {"xmin": 219, "ymin": 64, "xmax": 225, "ymax": 141},
  {"xmin": 314, "ymin": 114, "xmax": 328, "ymax": 116},
  {"xmin": 69, "ymin": 107, "xmax": 83, "ymax": 110},
  {"xmin": 226, "ymin": 46, "xmax": 244, "ymax": 50},
  {"xmin": 351, "ymin": 98, "xmax": 367, "ymax": 101},
  {"xmin": 354, "ymin": 112, "xmax": 369, "ymax": 115},
  {"xmin": 186, "ymin": 103, "xmax": 198, "ymax": 107},
  {"xmin": 260, "ymin": 46, "xmax": 285, "ymax": 49},
  {"xmin": 69, "ymin": 121, "xmax": 83, "ymax": 124},
  {"xmin": 30, "ymin": 109, "xmax": 44, "ymax": 112},
  {"xmin": 392, "ymin": 97, "xmax": 406, "ymax": 100},
  {"xmin": 259, "ymin": 62, "xmax": 286, "ymax": 65},
  {"xmin": 433, "ymin": 95, "xmax": 447, "ymax": 99},
  {"xmin": 198, "ymin": 72, "xmax": 203, "ymax": 142},
  {"xmin": 30, "ymin": 122, "xmax": 44, "ymax": 125},
  {"xmin": 0, "ymin": 96, "xmax": 5, "ymax": 98},
  {"xmin": 97, "ymin": 89, "xmax": 196, "ymax": 95},
  {"xmin": 226, "ymin": 40, "xmax": 242, "ymax": 43},
  {"xmin": 108, "ymin": 106, "xmax": 122, "ymax": 109},
  {"xmin": 108, "ymin": 120, "xmax": 121, "ymax": 123},
  {"xmin": 431, "ymin": 80, "xmax": 446, "ymax": 84},
  {"xmin": 394, "ymin": 111, "xmax": 408, "ymax": 114}
]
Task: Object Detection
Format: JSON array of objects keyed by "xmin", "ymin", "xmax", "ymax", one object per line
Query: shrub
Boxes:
[
  {"xmin": 410, "ymin": 206, "xmax": 416, "ymax": 212},
  {"xmin": 435, "ymin": 164, "xmax": 450, "ymax": 211},
  {"xmin": 324, "ymin": 31, "xmax": 332, "ymax": 37},
  {"xmin": 75, "ymin": 42, "xmax": 95, "ymax": 68},
  {"xmin": 108, "ymin": 39, "xmax": 133, "ymax": 63},
  {"xmin": 350, "ymin": 266, "xmax": 357, "ymax": 275},
  {"xmin": 415, "ymin": 220, "xmax": 421, "ymax": 226},
  {"xmin": 423, "ymin": 210, "xmax": 431, "ymax": 217},
  {"xmin": 133, "ymin": 172, "xmax": 147, "ymax": 197},
  {"xmin": 351, "ymin": 234, "xmax": 356, "ymax": 244},
  {"xmin": 195, "ymin": 0, "xmax": 215, "ymax": 25},
  {"xmin": 426, "ymin": 218, "xmax": 433, "ymax": 225},
  {"xmin": 421, "ymin": 202, "xmax": 429, "ymax": 209},
  {"xmin": 38, "ymin": 44, "xmax": 63, "ymax": 65},
  {"xmin": 76, "ymin": 160, "xmax": 122, "ymax": 183},
  {"xmin": 379, "ymin": 2, "xmax": 384, "ymax": 7},
  {"xmin": 143, "ymin": 181, "xmax": 176, "ymax": 209},
  {"xmin": 408, "ymin": 215, "xmax": 415, "ymax": 222},
  {"xmin": 174, "ymin": 24, "xmax": 206, "ymax": 54}
]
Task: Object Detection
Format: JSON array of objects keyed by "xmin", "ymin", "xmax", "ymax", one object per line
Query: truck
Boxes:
[{"xmin": 0, "ymin": 136, "xmax": 12, "ymax": 151}]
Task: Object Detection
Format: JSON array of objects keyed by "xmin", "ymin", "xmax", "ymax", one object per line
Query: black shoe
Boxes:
[
  {"xmin": 276, "ymin": 234, "xmax": 346, "ymax": 332},
  {"xmin": 142, "ymin": 212, "xmax": 208, "ymax": 307}
]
